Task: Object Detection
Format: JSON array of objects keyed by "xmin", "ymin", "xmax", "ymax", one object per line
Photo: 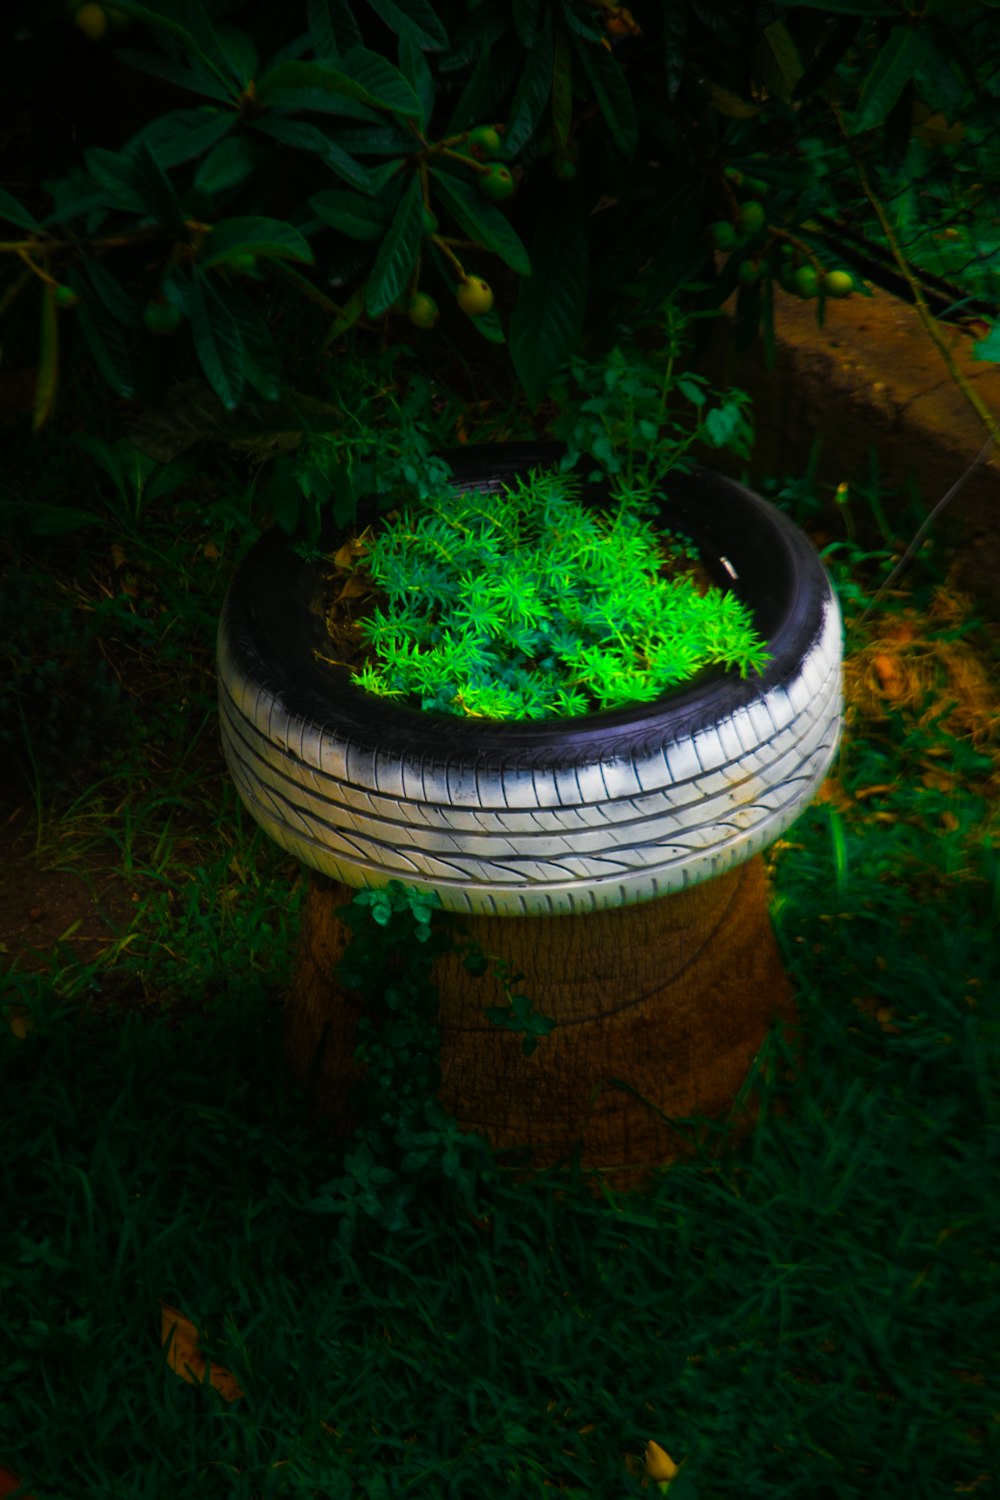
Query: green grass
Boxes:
[{"xmin": 1, "ymin": 436, "xmax": 998, "ymax": 1500}]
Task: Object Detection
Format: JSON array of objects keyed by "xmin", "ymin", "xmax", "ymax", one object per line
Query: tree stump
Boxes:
[{"xmin": 284, "ymin": 856, "xmax": 801, "ymax": 1201}]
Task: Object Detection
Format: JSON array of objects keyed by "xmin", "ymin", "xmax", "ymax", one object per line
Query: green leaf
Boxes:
[
  {"xmin": 83, "ymin": 149, "xmax": 146, "ymax": 214},
  {"xmin": 448, "ymin": 34, "xmax": 520, "ymax": 135},
  {"xmin": 226, "ymin": 293, "xmax": 284, "ymax": 400},
  {"xmin": 848, "ymin": 25, "xmax": 933, "ymax": 134},
  {"xmin": 562, "ymin": 0, "xmax": 603, "ymax": 43},
  {"xmin": 366, "ymin": 0, "xmax": 449, "ymax": 50},
  {"xmin": 399, "ymin": 30, "xmax": 435, "ymax": 130},
  {"xmin": 570, "ymin": 31, "xmax": 637, "ymax": 156},
  {"xmin": 256, "ymin": 53, "xmax": 422, "ymax": 118},
  {"xmin": 464, "ymin": 304, "xmax": 506, "ymax": 344},
  {"xmin": 114, "ymin": 48, "xmax": 235, "ymax": 104},
  {"xmin": 322, "ymin": 281, "xmax": 370, "ymax": 347},
  {"xmin": 93, "ymin": 1, "xmax": 236, "ymax": 94},
  {"xmin": 73, "ymin": 277, "xmax": 136, "ymax": 400},
  {"xmin": 199, "ymin": 217, "xmax": 314, "ymax": 268},
  {"xmin": 504, "ymin": 9, "xmax": 553, "ymax": 154},
  {"xmin": 972, "ymin": 323, "xmax": 1000, "ymax": 363},
  {"xmin": 84, "ymin": 258, "xmax": 142, "ymax": 331},
  {"xmin": 366, "ymin": 173, "xmax": 423, "ymax": 316},
  {"xmin": 513, "ymin": 0, "xmax": 542, "ymax": 48},
  {"xmin": 310, "ymin": 188, "xmax": 395, "ymax": 240},
  {"xmin": 0, "ymin": 188, "xmax": 42, "ymax": 232},
  {"xmin": 194, "ymin": 135, "xmax": 264, "ymax": 196},
  {"xmin": 326, "ymin": 0, "xmax": 363, "ymax": 51},
  {"xmin": 758, "ymin": 19, "xmax": 804, "ymax": 103},
  {"xmin": 510, "ymin": 205, "xmax": 587, "ymax": 409},
  {"xmin": 250, "ymin": 117, "xmax": 378, "ymax": 192},
  {"xmin": 188, "ymin": 270, "xmax": 246, "ymax": 410},
  {"xmin": 123, "ymin": 107, "xmax": 236, "ymax": 170},
  {"xmin": 214, "ymin": 22, "xmax": 258, "ymax": 86},
  {"xmin": 429, "ymin": 170, "xmax": 531, "ymax": 276},
  {"xmin": 107, "ymin": 141, "xmax": 186, "ymax": 233},
  {"xmin": 308, "ymin": 0, "xmax": 341, "ymax": 60}
]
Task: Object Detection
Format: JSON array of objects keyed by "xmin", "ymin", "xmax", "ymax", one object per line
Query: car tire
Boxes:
[{"xmin": 217, "ymin": 443, "xmax": 842, "ymax": 918}]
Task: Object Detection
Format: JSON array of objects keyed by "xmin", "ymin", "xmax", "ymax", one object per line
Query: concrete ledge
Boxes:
[{"xmin": 691, "ymin": 283, "xmax": 1000, "ymax": 621}]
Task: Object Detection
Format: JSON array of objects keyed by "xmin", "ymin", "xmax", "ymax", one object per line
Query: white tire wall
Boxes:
[{"xmin": 217, "ymin": 447, "xmax": 843, "ymax": 917}]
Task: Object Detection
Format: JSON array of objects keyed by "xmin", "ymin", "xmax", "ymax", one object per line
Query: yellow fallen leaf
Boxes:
[{"xmin": 160, "ymin": 1300, "xmax": 244, "ymax": 1402}]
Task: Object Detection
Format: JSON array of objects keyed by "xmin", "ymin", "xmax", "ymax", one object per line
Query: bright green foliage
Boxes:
[
  {"xmin": 348, "ymin": 467, "xmax": 769, "ymax": 720},
  {"xmin": 549, "ymin": 309, "xmax": 755, "ymax": 498}
]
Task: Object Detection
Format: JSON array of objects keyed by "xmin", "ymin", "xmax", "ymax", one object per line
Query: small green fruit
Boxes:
[
  {"xmin": 53, "ymin": 283, "xmax": 79, "ymax": 308},
  {"xmin": 468, "ymin": 125, "xmax": 503, "ymax": 156},
  {"xmin": 421, "ymin": 207, "xmax": 439, "ymax": 236},
  {"xmin": 74, "ymin": 3, "xmax": 107, "ymax": 38},
  {"xmin": 792, "ymin": 264, "xmax": 820, "ymax": 299},
  {"xmin": 738, "ymin": 260, "xmax": 761, "ymax": 285},
  {"xmin": 143, "ymin": 301, "xmax": 181, "ymax": 334},
  {"xmin": 554, "ymin": 158, "xmax": 577, "ymax": 181},
  {"xmin": 744, "ymin": 177, "xmax": 768, "ymax": 196},
  {"xmin": 710, "ymin": 221, "xmax": 736, "ymax": 251},
  {"xmin": 407, "ymin": 292, "xmax": 439, "ymax": 329},
  {"xmin": 456, "ymin": 277, "xmax": 493, "ymax": 316},
  {"xmin": 822, "ymin": 270, "xmax": 854, "ymax": 298},
  {"xmin": 479, "ymin": 164, "xmax": 515, "ymax": 200},
  {"xmin": 738, "ymin": 200, "xmax": 766, "ymax": 235}
]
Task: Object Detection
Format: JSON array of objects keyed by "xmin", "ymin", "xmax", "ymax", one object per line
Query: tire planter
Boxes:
[{"xmin": 218, "ymin": 443, "xmax": 842, "ymax": 1195}]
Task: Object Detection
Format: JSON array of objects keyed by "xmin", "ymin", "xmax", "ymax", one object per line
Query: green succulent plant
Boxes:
[{"xmin": 323, "ymin": 467, "xmax": 769, "ymax": 722}]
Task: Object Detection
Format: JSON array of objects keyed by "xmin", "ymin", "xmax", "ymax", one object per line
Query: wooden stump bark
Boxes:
[{"xmin": 284, "ymin": 857, "xmax": 801, "ymax": 1201}]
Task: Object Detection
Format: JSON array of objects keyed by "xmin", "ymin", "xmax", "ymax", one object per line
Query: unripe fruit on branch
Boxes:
[
  {"xmin": 479, "ymin": 164, "xmax": 515, "ymax": 200},
  {"xmin": 792, "ymin": 265, "xmax": 819, "ymax": 299},
  {"xmin": 407, "ymin": 292, "xmax": 439, "ymax": 328},
  {"xmin": 456, "ymin": 277, "xmax": 493, "ymax": 316},
  {"xmin": 74, "ymin": 3, "xmax": 108, "ymax": 38},
  {"xmin": 53, "ymin": 284, "xmax": 80, "ymax": 308},
  {"xmin": 738, "ymin": 200, "xmax": 766, "ymax": 235},
  {"xmin": 710, "ymin": 221, "xmax": 736, "ymax": 250},
  {"xmin": 467, "ymin": 126, "xmax": 503, "ymax": 156},
  {"xmin": 143, "ymin": 301, "xmax": 181, "ymax": 334},
  {"xmin": 421, "ymin": 207, "xmax": 439, "ymax": 235},
  {"xmin": 822, "ymin": 270, "xmax": 854, "ymax": 298}
]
